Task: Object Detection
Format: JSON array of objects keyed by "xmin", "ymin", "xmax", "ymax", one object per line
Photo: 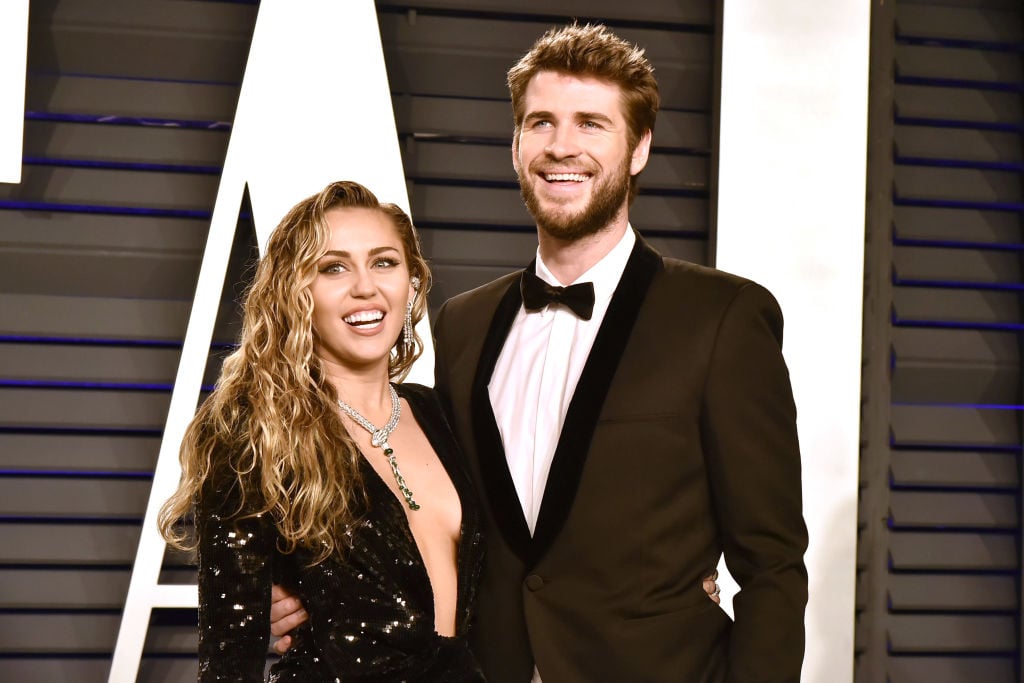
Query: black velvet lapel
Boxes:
[
  {"xmin": 529, "ymin": 236, "xmax": 663, "ymax": 564},
  {"xmin": 470, "ymin": 274, "xmax": 533, "ymax": 562}
]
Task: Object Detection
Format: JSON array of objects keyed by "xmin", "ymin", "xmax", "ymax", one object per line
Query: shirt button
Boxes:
[{"xmin": 524, "ymin": 574, "xmax": 545, "ymax": 591}]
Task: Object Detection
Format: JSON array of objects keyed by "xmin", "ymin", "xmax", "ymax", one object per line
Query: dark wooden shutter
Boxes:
[
  {"xmin": 0, "ymin": 1, "xmax": 714, "ymax": 681},
  {"xmin": 859, "ymin": 1, "xmax": 1023, "ymax": 681},
  {"xmin": 0, "ymin": 1, "xmax": 256, "ymax": 680}
]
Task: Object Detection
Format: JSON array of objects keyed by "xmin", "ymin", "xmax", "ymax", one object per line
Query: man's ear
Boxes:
[
  {"xmin": 511, "ymin": 131, "xmax": 521, "ymax": 175},
  {"xmin": 630, "ymin": 129, "xmax": 652, "ymax": 176}
]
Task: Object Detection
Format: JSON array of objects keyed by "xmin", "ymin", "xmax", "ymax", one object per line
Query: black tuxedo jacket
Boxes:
[{"xmin": 433, "ymin": 235, "xmax": 808, "ymax": 683}]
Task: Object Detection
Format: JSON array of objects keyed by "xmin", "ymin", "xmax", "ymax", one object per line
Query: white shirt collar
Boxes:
[{"xmin": 534, "ymin": 226, "xmax": 636, "ymax": 306}]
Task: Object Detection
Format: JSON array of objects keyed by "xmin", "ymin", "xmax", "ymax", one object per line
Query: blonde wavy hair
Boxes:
[{"xmin": 159, "ymin": 180, "xmax": 431, "ymax": 564}]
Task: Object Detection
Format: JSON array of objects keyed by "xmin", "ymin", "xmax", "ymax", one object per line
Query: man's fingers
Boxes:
[
  {"xmin": 703, "ymin": 577, "xmax": 721, "ymax": 605},
  {"xmin": 270, "ymin": 608, "xmax": 308, "ymax": 637},
  {"xmin": 270, "ymin": 596, "xmax": 302, "ymax": 623},
  {"xmin": 272, "ymin": 635, "xmax": 292, "ymax": 656}
]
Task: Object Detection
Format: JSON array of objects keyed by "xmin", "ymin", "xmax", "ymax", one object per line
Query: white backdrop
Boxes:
[
  {"xmin": 716, "ymin": 1, "xmax": 869, "ymax": 681},
  {"xmin": 0, "ymin": 1, "xmax": 28, "ymax": 184}
]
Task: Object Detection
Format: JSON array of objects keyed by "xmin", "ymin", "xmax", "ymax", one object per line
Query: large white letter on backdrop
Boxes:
[
  {"xmin": 109, "ymin": 1, "xmax": 427, "ymax": 679},
  {"xmin": 715, "ymin": 0, "xmax": 869, "ymax": 681},
  {"xmin": 0, "ymin": 1, "xmax": 28, "ymax": 184}
]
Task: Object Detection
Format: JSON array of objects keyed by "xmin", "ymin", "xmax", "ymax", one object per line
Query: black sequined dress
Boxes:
[{"xmin": 196, "ymin": 383, "xmax": 485, "ymax": 682}]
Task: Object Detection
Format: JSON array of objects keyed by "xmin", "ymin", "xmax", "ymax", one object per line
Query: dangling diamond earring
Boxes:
[
  {"xmin": 402, "ymin": 300, "xmax": 414, "ymax": 349},
  {"xmin": 403, "ymin": 277, "xmax": 420, "ymax": 350}
]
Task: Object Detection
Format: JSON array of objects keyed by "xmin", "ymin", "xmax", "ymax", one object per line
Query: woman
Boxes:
[{"xmin": 159, "ymin": 180, "xmax": 484, "ymax": 681}]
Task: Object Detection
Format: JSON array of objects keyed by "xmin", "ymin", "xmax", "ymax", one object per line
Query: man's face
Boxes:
[{"xmin": 513, "ymin": 71, "xmax": 650, "ymax": 241}]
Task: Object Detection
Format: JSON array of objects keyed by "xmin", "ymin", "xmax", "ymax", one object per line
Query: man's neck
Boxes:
[{"xmin": 537, "ymin": 218, "xmax": 629, "ymax": 285}]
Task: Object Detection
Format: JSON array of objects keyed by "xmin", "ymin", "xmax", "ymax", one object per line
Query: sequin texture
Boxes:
[{"xmin": 196, "ymin": 384, "xmax": 485, "ymax": 681}]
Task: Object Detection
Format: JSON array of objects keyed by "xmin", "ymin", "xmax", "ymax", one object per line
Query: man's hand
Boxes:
[
  {"xmin": 703, "ymin": 570, "xmax": 721, "ymax": 605},
  {"xmin": 270, "ymin": 584, "xmax": 309, "ymax": 655},
  {"xmin": 268, "ymin": 571, "xmax": 717, "ymax": 657}
]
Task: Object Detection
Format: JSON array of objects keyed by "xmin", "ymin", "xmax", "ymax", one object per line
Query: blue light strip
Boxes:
[
  {"xmin": 0, "ymin": 470, "xmax": 154, "ymax": 480},
  {"xmin": 888, "ymin": 562, "xmax": 1020, "ymax": 577},
  {"xmin": 891, "ymin": 401, "xmax": 1024, "ymax": 410},
  {"xmin": 0, "ymin": 335, "xmax": 238, "ymax": 351},
  {"xmin": 0, "ymin": 335, "xmax": 182, "ymax": 348},
  {"xmin": 896, "ymin": 33, "xmax": 1024, "ymax": 54},
  {"xmin": 24, "ymin": 110, "xmax": 231, "ymax": 131},
  {"xmin": 0, "ymin": 516, "xmax": 142, "ymax": 525},
  {"xmin": 0, "ymin": 563, "xmax": 134, "ymax": 572},
  {"xmin": 895, "ymin": 115, "xmax": 1024, "ymax": 134},
  {"xmin": 22, "ymin": 156, "xmax": 222, "ymax": 175},
  {"xmin": 0, "ymin": 200, "xmax": 211, "ymax": 219},
  {"xmin": 889, "ymin": 481, "xmax": 1021, "ymax": 495},
  {"xmin": 893, "ymin": 236, "xmax": 1024, "ymax": 252},
  {"xmin": 892, "ymin": 276, "xmax": 1024, "ymax": 292},
  {"xmin": 892, "ymin": 317, "xmax": 1024, "ymax": 332},
  {"xmin": 0, "ymin": 426, "xmax": 162, "ymax": 437},
  {"xmin": 887, "ymin": 521, "xmax": 1018, "ymax": 534},
  {"xmin": 892, "ymin": 195, "xmax": 1024, "ymax": 212},
  {"xmin": 0, "ymin": 379, "xmax": 215, "ymax": 392},
  {"xmin": 895, "ymin": 73, "xmax": 1024, "ymax": 93},
  {"xmin": 0, "ymin": 608, "xmax": 123, "ymax": 615},
  {"xmin": 895, "ymin": 155, "xmax": 1024, "ymax": 173},
  {"xmin": 890, "ymin": 441, "xmax": 1022, "ymax": 454},
  {"xmin": 885, "ymin": 607, "xmax": 1018, "ymax": 618}
]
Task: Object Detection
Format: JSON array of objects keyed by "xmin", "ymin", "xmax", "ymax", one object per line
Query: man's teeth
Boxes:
[
  {"xmin": 344, "ymin": 310, "xmax": 384, "ymax": 325},
  {"xmin": 545, "ymin": 172, "xmax": 588, "ymax": 182}
]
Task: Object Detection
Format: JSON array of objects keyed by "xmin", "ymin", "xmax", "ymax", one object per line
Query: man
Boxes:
[{"xmin": 275, "ymin": 23, "xmax": 807, "ymax": 682}]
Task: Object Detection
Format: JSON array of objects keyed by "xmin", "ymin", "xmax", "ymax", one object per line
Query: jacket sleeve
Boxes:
[
  {"xmin": 701, "ymin": 282, "xmax": 808, "ymax": 683},
  {"xmin": 196, "ymin": 476, "xmax": 275, "ymax": 682}
]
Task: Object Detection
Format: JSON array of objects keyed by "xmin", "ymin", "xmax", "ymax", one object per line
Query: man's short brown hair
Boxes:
[{"xmin": 507, "ymin": 23, "xmax": 660, "ymax": 152}]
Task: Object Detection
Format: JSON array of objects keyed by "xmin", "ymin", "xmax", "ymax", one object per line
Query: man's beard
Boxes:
[{"xmin": 519, "ymin": 154, "xmax": 631, "ymax": 241}]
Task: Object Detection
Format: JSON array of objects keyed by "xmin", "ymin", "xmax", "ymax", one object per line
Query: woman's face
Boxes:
[{"xmin": 309, "ymin": 206, "xmax": 414, "ymax": 375}]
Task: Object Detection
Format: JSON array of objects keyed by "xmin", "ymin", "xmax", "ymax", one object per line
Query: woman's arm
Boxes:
[{"xmin": 196, "ymin": 480, "xmax": 275, "ymax": 681}]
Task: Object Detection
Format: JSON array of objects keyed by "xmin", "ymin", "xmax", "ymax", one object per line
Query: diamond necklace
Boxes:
[{"xmin": 337, "ymin": 384, "xmax": 420, "ymax": 511}]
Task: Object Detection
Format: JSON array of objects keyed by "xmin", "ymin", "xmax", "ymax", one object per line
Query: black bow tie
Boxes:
[{"xmin": 520, "ymin": 269, "xmax": 595, "ymax": 320}]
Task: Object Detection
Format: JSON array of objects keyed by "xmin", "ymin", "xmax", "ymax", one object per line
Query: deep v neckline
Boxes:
[{"xmin": 356, "ymin": 386, "xmax": 468, "ymax": 637}]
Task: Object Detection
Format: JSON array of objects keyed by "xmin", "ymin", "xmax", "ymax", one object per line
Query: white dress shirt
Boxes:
[
  {"xmin": 487, "ymin": 227, "xmax": 636, "ymax": 532},
  {"xmin": 489, "ymin": 228, "xmax": 635, "ymax": 683}
]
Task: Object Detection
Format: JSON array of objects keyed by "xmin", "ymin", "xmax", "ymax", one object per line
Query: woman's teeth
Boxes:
[{"xmin": 344, "ymin": 310, "xmax": 384, "ymax": 326}]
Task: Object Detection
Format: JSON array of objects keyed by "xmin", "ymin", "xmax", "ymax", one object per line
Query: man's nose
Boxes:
[{"xmin": 544, "ymin": 127, "xmax": 581, "ymax": 159}]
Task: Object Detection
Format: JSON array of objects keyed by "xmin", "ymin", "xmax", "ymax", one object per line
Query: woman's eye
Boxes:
[
  {"xmin": 374, "ymin": 258, "xmax": 399, "ymax": 268},
  {"xmin": 320, "ymin": 262, "xmax": 346, "ymax": 274}
]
